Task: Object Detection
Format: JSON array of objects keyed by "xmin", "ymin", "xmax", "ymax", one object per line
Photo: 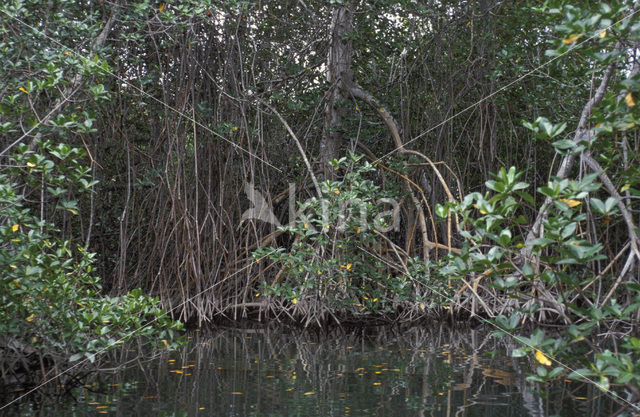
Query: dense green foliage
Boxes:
[
  {"xmin": 0, "ymin": 1, "xmax": 184, "ymax": 386},
  {"xmin": 0, "ymin": 139, "xmax": 183, "ymax": 384},
  {"xmin": 255, "ymin": 153, "xmax": 452, "ymax": 323}
]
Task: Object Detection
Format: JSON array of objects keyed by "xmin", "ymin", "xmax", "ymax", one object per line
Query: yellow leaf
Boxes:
[
  {"xmin": 599, "ymin": 30, "xmax": 607, "ymax": 38},
  {"xmin": 355, "ymin": 226, "xmax": 361, "ymax": 234},
  {"xmin": 26, "ymin": 313, "xmax": 35, "ymax": 322},
  {"xmin": 161, "ymin": 339, "xmax": 170, "ymax": 348},
  {"xmin": 292, "ymin": 298, "xmax": 298, "ymax": 304},
  {"xmin": 232, "ymin": 126, "xmax": 238, "ymax": 131},
  {"xmin": 419, "ymin": 302, "xmax": 425, "ymax": 310},
  {"xmin": 535, "ymin": 350, "xmax": 552, "ymax": 366},
  {"xmin": 67, "ymin": 209, "xmax": 78, "ymax": 215},
  {"xmin": 19, "ymin": 87, "xmax": 29, "ymax": 94},
  {"xmin": 303, "ymin": 391, "xmax": 315, "ymax": 395},
  {"xmin": 473, "ymin": 204, "xmax": 487, "ymax": 214},
  {"xmin": 12, "ymin": 224, "xmax": 19, "ymax": 232},
  {"xmin": 346, "ymin": 263, "xmax": 352, "ymax": 271},
  {"xmin": 333, "ymin": 189, "xmax": 340, "ymax": 194},
  {"xmin": 559, "ymin": 198, "xmax": 581, "ymax": 208},
  {"xmin": 626, "ymin": 92, "xmax": 635, "ymax": 107},
  {"xmin": 26, "ymin": 162, "xmax": 36, "ymax": 167},
  {"xmin": 158, "ymin": 2, "xmax": 165, "ymax": 11},
  {"xmin": 562, "ymin": 34, "xmax": 583, "ymax": 44},
  {"xmin": 621, "ymin": 184, "xmax": 631, "ymax": 193},
  {"xmin": 10, "ymin": 265, "xmax": 17, "ymax": 270}
]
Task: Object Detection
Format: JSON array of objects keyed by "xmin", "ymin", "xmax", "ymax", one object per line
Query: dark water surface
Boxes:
[{"xmin": 2, "ymin": 325, "xmax": 619, "ymax": 416}]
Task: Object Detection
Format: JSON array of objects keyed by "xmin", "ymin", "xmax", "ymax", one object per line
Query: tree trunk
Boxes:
[{"xmin": 319, "ymin": 3, "xmax": 354, "ymax": 176}]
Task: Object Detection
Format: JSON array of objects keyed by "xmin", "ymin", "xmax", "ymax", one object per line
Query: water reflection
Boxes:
[{"xmin": 3, "ymin": 325, "xmax": 617, "ymax": 416}]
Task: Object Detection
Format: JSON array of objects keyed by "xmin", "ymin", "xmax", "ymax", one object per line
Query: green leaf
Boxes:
[
  {"xmin": 527, "ymin": 238, "xmax": 554, "ymax": 246},
  {"xmin": 568, "ymin": 369, "xmax": 596, "ymax": 379},
  {"xmin": 625, "ymin": 282, "xmax": 640, "ymax": 293},
  {"xmin": 69, "ymin": 353, "xmax": 84, "ymax": 362}
]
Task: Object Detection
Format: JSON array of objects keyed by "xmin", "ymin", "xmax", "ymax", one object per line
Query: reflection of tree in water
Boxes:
[{"xmin": 16, "ymin": 326, "xmax": 614, "ymax": 416}]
